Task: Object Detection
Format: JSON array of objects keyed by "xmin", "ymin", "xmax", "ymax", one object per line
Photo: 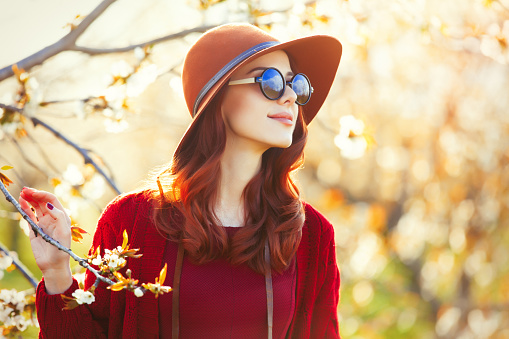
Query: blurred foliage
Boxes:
[{"xmin": 1, "ymin": 0, "xmax": 509, "ymax": 338}]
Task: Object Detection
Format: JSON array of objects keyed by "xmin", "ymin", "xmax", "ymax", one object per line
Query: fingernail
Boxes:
[{"xmin": 47, "ymin": 202, "xmax": 54, "ymax": 210}]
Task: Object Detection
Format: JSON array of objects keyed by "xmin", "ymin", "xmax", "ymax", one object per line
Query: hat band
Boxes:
[{"xmin": 192, "ymin": 41, "xmax": 280, "ymax": 117}]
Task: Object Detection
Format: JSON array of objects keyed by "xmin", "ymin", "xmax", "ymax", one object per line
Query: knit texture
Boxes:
[
  {"xmin": 35, "ymin": 192, "xmax": 340, "ymax": 338},
  {"xmin": 158, "ymin": 227, "xmax": 296, "ymax": 338}
]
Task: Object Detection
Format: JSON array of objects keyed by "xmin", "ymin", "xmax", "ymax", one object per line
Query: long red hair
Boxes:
[{"xmin": 147, "ymin": 87, "xmax": 307, "ymax": 275}]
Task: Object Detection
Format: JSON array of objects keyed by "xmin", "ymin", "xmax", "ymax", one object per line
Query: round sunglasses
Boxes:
[{"xmin": 228, "ymin": 67, "xmax": 313, "ymax": 105}]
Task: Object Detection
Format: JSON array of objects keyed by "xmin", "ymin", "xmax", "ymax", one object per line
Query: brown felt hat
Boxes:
[{"xmin": 176, "ymin": 23, "xmax": 342, "ymax": 153}]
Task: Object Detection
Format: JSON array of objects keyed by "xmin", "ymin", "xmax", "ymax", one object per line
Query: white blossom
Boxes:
[
  {"xmin": 74, "ymin": 100, "xmax": 86, "ymax": 119},
  {"xmin": 63, "ymin": 164, "xmax": 85, "ymax": 186},
  {"xmin": 103, "ymin": 85, "xmax": 126, "ymax": 110},
  {"xmin": 15, "ymin": 316, "xmax": 29, "ymax": 331},
  {"xmin": 82, "ymin": 174, "xmax": 106, "ymax": 200},
  {"xmin": 106, "ymin": 254, "xmax": 125, "ymax": 270},
  {"xmin": 134, "ymin": 47, "xmax": 145, "ymax": 61},
  {"xmin": 334, "ymin": 115, "xmax": 368, "ymax": 160},
  {"xmin": 0, "ymin": 289, "xmax": 13, "ymax": 304},
  {"xmin": 91, "ymin": 255, "xmax": 102, "ymax": 266},
  {"xmin": 134, "ymin": 288, "xmax": 144, "ymax": 297},
  {"xmin": 72, "ymin": 289, "xmax": 95, "ymax": 305},
  {"xmin": 111, "ymin": 60, "xmax": 133, "ymax": 78},
  {"xmin": 74, "ymin": 272, "xmax": 86, "ymax": 286},
  {"xmin": 0, "ymin": 255, "xmax": 13, "ymax": 270},
  {"xmin": 104, "ymin": 118, "xmax": 129, "ymax": 133},
  {"xmin": 126, "ymin": 64, "xmax": 158, "ymax": 97},
  {"xmin": 1, "ymin": 122, "xmax": 22, "ymax": 135},
  {"xmin": 19, "ymin": 218, "xmax": 30, "ymax": 237}
]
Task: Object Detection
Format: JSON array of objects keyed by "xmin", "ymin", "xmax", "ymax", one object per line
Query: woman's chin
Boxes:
[{"xmin": 269, "ymin": 138, "xmax": 293, "ymax": 149}]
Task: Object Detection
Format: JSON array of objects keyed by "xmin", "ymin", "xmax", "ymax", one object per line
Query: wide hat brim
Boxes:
[{"xmin": 175, "ymin": 24, "xmax": 342, "ymax": 156}]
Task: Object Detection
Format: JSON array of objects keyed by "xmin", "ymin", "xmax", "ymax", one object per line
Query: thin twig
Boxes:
[
  {"xmin": 7, "ymin": 135, "xmax": 52, "ymax": 178},
  {"xmin": 1, "ymin": 103, "xmax": 121, "ymax": 194},
  {"xmin": 30, "ymin": 117, "xmax": 122, "ymax": 195},
  {"xmin": 39, "ymin": 98, "xmax": 87, "ymax": 106},
  {"xmin": 0, "ymin": 180, "xmax": 115, "ymax": 286},
  {"xmin": 0, "ymin": 154, "xmax": 26, "ymax": 187},
  {"xmin": 0, "ymin": 241, "xmax": 39, "ymax": 289},
  {"xmin": 25, "ymin": 133, "xmax": 61, "ymax": 174}
]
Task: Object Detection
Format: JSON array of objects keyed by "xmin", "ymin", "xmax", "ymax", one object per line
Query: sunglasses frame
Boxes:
[{"xmin": 228, "ymin": 67, "xmax": 314, "ymax": 106}]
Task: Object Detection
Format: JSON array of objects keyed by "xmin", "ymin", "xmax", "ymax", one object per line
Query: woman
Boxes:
[{"xmin": 19, "ymin": 23, "xmax": 342, "ymax": 338}]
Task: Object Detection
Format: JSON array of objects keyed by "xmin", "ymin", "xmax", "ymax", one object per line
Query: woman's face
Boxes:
[{"xmin": 221, "ymin": 50, "xmax": 299, "ymax": 153}]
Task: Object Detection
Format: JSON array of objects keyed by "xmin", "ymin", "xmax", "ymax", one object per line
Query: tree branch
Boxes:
[
  {"xmin": 0, "ymin": 0, "xmax": 213, "ymax": 83},
  {"xmin": 65, "ymin": 0, "xmax": 118, "ymax": 44},
  {"xmin": 0, "ymin": 0, "xmax": 117, "ymax": 82},
  {"xmin": 72, "ymin": 25, "xmax": 215, "ymax": 55},
  {"xmin": 0, "ymin": 180, "xmax": 115, "ymax": 286},
  {"xmin": 0, "ymin": 241, "xmax": 39, "ymax": 289}
]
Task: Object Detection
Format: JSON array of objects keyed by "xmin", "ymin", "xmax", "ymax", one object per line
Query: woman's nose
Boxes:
[{"xmin": 277, "ymin": 82, "xmax": 297, "ymax": 106}]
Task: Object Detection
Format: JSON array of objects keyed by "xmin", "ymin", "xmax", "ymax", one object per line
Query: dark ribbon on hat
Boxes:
[{"xmin": 192, "ymin": 41, "xmax": 280, "ymax": 117}]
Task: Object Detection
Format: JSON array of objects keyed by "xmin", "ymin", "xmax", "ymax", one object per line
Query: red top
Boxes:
[
  {"xmin": 35, "ymin": 192, "xmax": 340, "ymax": 338},
  {"xmin": 159, "ymin": 227, "xmax": 296, "ymax": 338}
]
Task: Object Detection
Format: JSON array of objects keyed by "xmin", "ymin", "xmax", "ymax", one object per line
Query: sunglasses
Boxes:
[{"xmin": 228, "ymin": 67, "xmax": 314, "ymax": 105}]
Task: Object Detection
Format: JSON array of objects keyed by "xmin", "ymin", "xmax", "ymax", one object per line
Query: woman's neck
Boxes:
[{"xmin": 216, "ymin": 139, "xmax": 264, "ymax": 227}]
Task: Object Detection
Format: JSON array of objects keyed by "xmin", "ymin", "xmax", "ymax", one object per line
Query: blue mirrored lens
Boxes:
[
  {"xmin": 291, "ymin": 74, "xmax": 311, "ymax": 105},
  {"xmin": 261, "ymin": 68, "xmax": 284, "ymax": 99}
]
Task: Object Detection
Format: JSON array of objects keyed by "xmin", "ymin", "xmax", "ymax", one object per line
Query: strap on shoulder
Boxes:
[
  {"xmin": 265, "ymin": 239, "xmax": 273, "ymax": 339},
  {"xmin": 172, "ymin": 241, "xmax": 184, "ymax": 339}
]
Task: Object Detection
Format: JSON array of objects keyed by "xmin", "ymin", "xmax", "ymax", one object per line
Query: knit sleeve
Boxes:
[
  {"xmin": 309, "ymin": 210, "xmax": 341, "ymax": 339},
  {"xmin": 35, "ymin": 193, "xmax": 139, "ymax": 338},
  {"xmin": 36, "ymin": 278, "xmax": 108, "ymax": 338}
]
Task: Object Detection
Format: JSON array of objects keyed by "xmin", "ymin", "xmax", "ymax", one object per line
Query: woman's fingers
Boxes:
[
  {"xmin": 31, "ymin": 189, "xmax": 66, "ymax": 211},
  {"xmin": 21, "ymin": 187, "xmax": 61, "ymax": 209},
  {"xmin": 20, "ymin": 188, "xmax": 45, "ymax": 217},
  {"xmin": 20, "ymin": 187, "xmax": 71, "ymax": 226},
  {"xmin": 44, "ymin": 202, "xmax": 66, "ymax": 223},
  {"xmin": 19, "ymin": 195, "xmax": 37, "ymax": 223},
  {"xmin": 19, "ymin": 195, "xmax": 45, "ymax": 241}
]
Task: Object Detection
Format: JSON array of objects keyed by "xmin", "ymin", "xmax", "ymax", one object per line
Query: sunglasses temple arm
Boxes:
[{"xmin": 228, "ymin": 78, "xmax": 258, "ymax": 86}]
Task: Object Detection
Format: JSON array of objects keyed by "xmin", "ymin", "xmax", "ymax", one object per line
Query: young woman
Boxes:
[{"xmin": 19, "ymin": 23, "xmax": 342, "ymax": 338}]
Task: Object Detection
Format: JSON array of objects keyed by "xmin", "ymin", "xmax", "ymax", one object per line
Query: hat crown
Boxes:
[{"xmin": 182, "ymin": 23, "xmax": 279, "ymax": 116}]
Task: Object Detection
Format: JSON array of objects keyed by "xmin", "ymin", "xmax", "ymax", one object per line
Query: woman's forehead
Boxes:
[{"xmin": 236, "ymin": 50, "xmax": 292, "ymax": 75}]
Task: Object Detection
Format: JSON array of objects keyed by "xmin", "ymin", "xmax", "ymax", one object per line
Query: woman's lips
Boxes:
[{"xmin": 268, "ymin": 112, "xmax": 293, "ymax": 126}]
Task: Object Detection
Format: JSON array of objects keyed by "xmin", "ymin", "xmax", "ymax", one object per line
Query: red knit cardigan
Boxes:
[{"xmin": 36, "ymin": 192, "xmax": 340, "ymax": 338}]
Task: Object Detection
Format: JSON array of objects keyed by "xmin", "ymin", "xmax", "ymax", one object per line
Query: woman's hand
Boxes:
[{"xmin": 19, "ymin": 187, "xmax": 73, "ymax": 294}]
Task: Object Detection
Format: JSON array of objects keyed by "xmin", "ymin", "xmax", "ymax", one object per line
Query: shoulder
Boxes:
[
  {"xmin": 98, "ymin": 190, "xmax": 153, "ymax": 225},
  {"xmin": 302, "ymin": 201, "xmax": 335, "ymax": 241}
]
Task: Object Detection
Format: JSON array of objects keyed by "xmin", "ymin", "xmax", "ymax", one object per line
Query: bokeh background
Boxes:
[{"xmin": 1, "ymin": 0, "xmax": 508, "ymax": 338}]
